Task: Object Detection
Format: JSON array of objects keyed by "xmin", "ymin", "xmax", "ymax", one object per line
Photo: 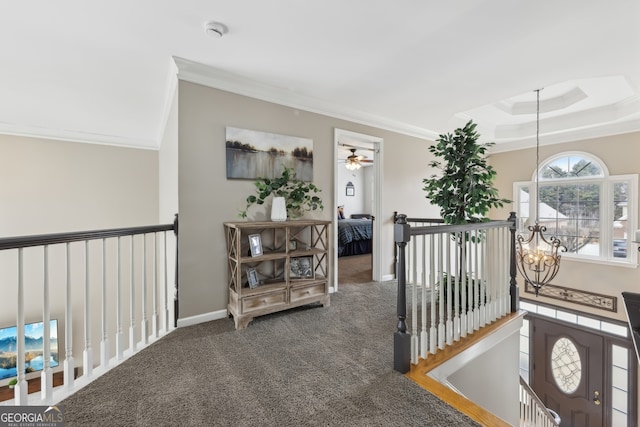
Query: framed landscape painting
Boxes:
[{"xmin": 225, "ymin": 127, "xmax": 313, "ymax": 181}]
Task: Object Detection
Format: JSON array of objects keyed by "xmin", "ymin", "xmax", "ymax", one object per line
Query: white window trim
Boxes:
[
  {"xmin": 537, "ymin": 151, "xmax": 609, "ymax": 180},
  {"xmin": 512, "ymin": 153, "xmax": 638, "ymax": 268}
]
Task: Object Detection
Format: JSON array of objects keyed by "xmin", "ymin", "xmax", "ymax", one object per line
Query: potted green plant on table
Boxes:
[
  {"xmin": 422, "ymin": 120, "xmax": 510, "ymax": 303},
  {"xmin": 239, "ymin": 166, "xmax": 323, "ymax": 220}
]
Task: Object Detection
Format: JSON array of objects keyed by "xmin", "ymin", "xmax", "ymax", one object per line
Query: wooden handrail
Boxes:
[
  {"xmin": 0, "ymin": 222, "xmax": 175, "ymax": 250},
  {"xmin": 2, "ymin": 215, "xmax": 179, "ymax": 404}
]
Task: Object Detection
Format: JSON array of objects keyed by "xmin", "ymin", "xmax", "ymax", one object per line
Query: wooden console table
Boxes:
[{"xmin": 224, "ymin": 220, "xmax": 331, "ymax": 329}]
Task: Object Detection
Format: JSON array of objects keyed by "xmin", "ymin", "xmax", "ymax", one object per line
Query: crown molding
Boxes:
[
  {"xmin": 489, "ymin": 116, "xmax": 640, "ymax": 153},
  {"xmin": 0, "ymin": 122, "xmax": 158, "ymax": 150},
  {"xmin": 173, "ymin": 56, "xmax": 440, "ymax": 142}
]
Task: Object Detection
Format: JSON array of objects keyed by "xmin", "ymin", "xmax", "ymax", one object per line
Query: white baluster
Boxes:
[
  {"xmin": 116, "ymin": 237, "xmax": 124, "ymax": 360},
  {"xmin": 163, "ymin": 231, "xmax": 170, "ymax": 333},
  {"xmin": 410, "ymin": 236, "xmax": 418, "ymax": 364},
  {"xmin": 453, "ymin": 231, "xmax": 460, "ymax": 342},
  {"xmin": 64, "ymin": 243, "xmax": 75, "ymax": 388},
  {"xmin": 83, "ymin": 241, "xmax": 93, "ymax": 378},
  {"xmin": 130, "ymin": 236, "xmax": 136, "ymax": 352},
  {"xmin": 15, "ymin": 248, "xmax": 28, "ymax": 404},
  {"xmin": 460, "ymin": 234, "xmax": 467, "ymax": 338},
  {"xmin": 473, "ymin": 229, "xmax": 480, "ymax": 330},
  {"xmin": 429, "ymin": 234, "xmax": 436, "ymax": 355},
  {"xmin": 141, "ymin": 234, "xmax": 149, "ymax": 345},
  {"xmin": 420, "ymin": 234, "xmax": 428, "ymax": 359},
  {"xmin": 152, "ymin": 233, "xmax": 159, "ymax": 339},
  {"xmin": 489, "ymin": 227, "xmax": 495, "ymax": 318},
  {"xmin": 437, "ymin": 233, "xmax": 445, "ymax": 350},
  {"xmin": 495, "ymin": 227, "xmax": 502, "ymax": 317},
  {"xmin": 412, "ymin": 235, "xmax": 418, "ymax": 286},
  {"xmin": 466, "ymin": 234, "xmax": 474, "ymax": 335},
  {"xmin": 500, "ymin": 227, "xmax": 507, "ymax": 316},
  {"xmin": 41, "ymin": 246, "xmax": 53, "ymax": 401},
  {"xmin": 100, "ymin": 238, "xmax": 109, "ymax": 368},
  {"xmin": 479, "ymin": 230, "xmax": 487, "ymax": 328},
  {"xmin": 445, "ymin": 233, "xmax": 453, "ymax": 345}
]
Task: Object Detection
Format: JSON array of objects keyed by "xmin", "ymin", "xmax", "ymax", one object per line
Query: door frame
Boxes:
[{"xmin": 333, "ymin": 128, "xmax": 383, "ymax": 291}]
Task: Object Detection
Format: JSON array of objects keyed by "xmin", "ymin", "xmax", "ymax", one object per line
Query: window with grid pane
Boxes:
[{"xmin": 513, "ymin": 152, "xmax": 637, "ymax": 264}]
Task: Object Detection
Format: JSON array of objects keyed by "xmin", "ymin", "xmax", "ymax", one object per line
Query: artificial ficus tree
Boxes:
[
  {"xmin": 422, "ymin": 120, "xmax": 510, "ymax": 224},
  {"xmin": 423, "ymin": 120, "xmax": 511, "ymax": 305}
]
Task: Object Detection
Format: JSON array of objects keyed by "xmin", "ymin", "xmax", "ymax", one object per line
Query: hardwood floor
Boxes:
[
  {"xmin": 405, "ymin": 311, "xmax": 526, "ymax": 427},
  {"xmin": 337, "ymin": 253, "xmax": 372, "ymax": 284}
]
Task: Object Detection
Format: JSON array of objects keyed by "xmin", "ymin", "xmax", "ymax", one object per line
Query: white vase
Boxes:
[{"xmin": 271, "ymin": 197, "xmax": 287, "ymax": 222}]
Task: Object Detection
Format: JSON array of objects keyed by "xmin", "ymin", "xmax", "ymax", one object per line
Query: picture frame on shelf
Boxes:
[
  {"xmin": 248, "ymin": 234, "xmax": 263, "ymax": 257},
  {"xmin": 247, "ymin": 268, "xmax": 259, "ymax": 288},
  {"xmin": 289, "ymin": 239, "xmax": 297, "ymax": 251},
  {"xmin": 290, "ymin": 256, "xmax": 314, "ymax": 279}
]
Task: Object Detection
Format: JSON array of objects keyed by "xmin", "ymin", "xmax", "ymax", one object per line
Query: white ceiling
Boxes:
[{"xmin": 1, "ymin": 1, "xmax": 639, "ymax": 152}]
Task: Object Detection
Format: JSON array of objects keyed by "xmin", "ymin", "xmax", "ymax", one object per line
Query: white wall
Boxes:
[
  {"xmin": 428, "ymin": 316, "xmax": 523, "ymax": 426},
  {"xmin": 337, "ymin": 166, "xmax": 365, "ymax": 217}
]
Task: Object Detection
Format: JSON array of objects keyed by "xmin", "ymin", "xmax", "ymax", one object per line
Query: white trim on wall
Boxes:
[{"xmin": 176, "ymin": 309, "xmax": 228, "ymax": 328}]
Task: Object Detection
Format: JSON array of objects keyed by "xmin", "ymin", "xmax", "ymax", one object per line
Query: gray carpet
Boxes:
[{"xmin": 59, "ymin": 281, "xmax": 480, "ymax": 427}]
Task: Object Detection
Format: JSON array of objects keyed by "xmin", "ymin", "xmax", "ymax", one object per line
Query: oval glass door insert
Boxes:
[{"xmin": 551, "ymin": 337, "xmax": 582, "ymax": 394}]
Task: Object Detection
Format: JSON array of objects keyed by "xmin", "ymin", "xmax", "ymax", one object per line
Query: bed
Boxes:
[{"xmin": 337, "ymin": 215, "xmax": 374, "ymax": 257}]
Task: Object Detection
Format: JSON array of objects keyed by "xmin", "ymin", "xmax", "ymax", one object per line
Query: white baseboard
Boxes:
[
  {"xmin": 176, "ymin": 309, "xmax": 228, "ymax": 328},
  {"xmin": 381, "ymin": 274, "xmax": 395, "ymax": 281}
]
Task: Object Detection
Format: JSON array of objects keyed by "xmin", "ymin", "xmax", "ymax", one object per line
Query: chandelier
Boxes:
[{"xmin": 515, "ymin": 89, "xmax": 567, "ymax": 296}]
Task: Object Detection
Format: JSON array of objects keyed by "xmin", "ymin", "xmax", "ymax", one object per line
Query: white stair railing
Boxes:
[
  {"xmin": 393, "ymin": 213, "xmax": 518, "ymax": 370},
  {"xmin": 519, "ymin": 376, "xmax": 560, "ymax": 426},
  {"xmin": 0, "ymin": 216, "xmax": 178, "ymax": 405}
]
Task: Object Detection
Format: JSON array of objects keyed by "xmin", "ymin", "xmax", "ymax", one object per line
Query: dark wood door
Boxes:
[{"xmin": 532, "ymin": 317, "xmax": 605, "ymax": 427}]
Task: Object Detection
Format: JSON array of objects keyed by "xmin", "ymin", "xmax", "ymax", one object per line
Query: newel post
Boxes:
[
  {"xmin": 173, "ymin": 213, "xmax": 179, "ymax": 328},
  {"xmin": 394, "ymin": 214, "xmax": 411, "ymax": 373},
  {"xmin": 508, "ymin": 211, "xmax": 519, "ymax": 313}
]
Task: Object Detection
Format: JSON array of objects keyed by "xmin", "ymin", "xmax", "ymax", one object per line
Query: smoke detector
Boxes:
[{"xmin": 204, "ymin": 22, "xmax": 227, "ymax": 38}]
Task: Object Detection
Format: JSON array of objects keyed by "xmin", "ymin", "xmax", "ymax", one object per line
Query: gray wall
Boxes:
[
  {"xmin": 0, "ymin": 134, "xmax": 158, "ymax": 236},
  {"xmin": 177, "ymin": 80, "xmax": 438, "ymax": 320},
  {"xmin": 0, "ymin": 133, "xmax": 159, "ymax": 374}
]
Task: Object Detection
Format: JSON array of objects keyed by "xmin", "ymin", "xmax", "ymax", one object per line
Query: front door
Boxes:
[{"xmin": 532, "ymin": 316, "xmax": 605, "ymax": 427}]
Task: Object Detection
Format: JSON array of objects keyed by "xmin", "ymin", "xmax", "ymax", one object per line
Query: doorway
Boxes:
[
  {"xmin": 333, "ymin": 129, "xmax": 383, "ymax": 291},
  {"xmin": 532, "ymin": 316, "xmax": 605, "ymax": 426},
  {"xmin": 521, "ymin": 301, "xmax": 638, "ymax": 427}
]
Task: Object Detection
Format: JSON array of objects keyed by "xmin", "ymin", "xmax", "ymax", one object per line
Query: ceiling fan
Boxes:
[{"xmin": 344, "ymin": 148, "xmax": 373, "ymax": 170}]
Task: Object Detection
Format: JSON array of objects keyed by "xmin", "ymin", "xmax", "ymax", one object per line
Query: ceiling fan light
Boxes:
[{"xmin": 345, "ymin": 160, "xmax": 361, "ymax": 170}]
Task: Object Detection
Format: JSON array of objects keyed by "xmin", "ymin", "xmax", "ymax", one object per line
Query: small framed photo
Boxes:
[
  {"xmin": 289, "ymin": 239, "xmax": 297, "ymax": 251},
  {"xmin": 346, "ymin": 186, "xmax": 355, "ymax": 196},
  {"xmin": 290, "ymin": 256, "xmax": 314, "ymax": 279},
  {"xmin": 248, "ymin": 234, "xmax": 263, "ymax": 257},
  {"xmin": 247, "ymin": 268, "xmax": 259, "ymax": 288}
]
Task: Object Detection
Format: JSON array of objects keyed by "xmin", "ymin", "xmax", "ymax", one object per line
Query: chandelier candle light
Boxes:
[{"xmin": 516, "ymin": 89, "xmax": 567, "ymax": 296}]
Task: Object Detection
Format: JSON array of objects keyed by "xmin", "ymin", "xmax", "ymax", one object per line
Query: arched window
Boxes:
[{"xmin": 514, "ymin": 152, "xmax": 637, "ymax": 265}]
